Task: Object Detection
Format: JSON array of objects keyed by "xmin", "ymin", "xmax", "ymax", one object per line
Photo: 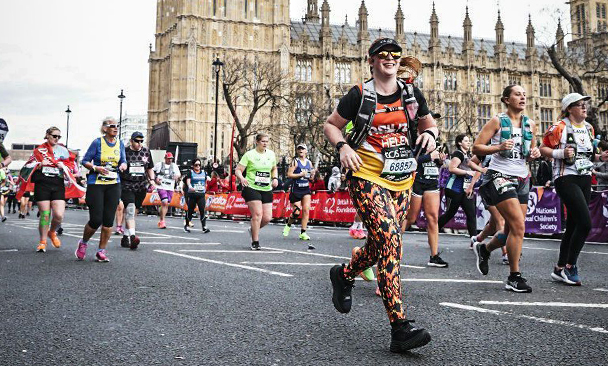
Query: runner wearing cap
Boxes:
[
  {"xmin": 75, "ymin": 117, "xmax": 127, "ymax": 262},
  {"xmin": 235, "ymin": 132, "xmax": 278, "ymax": 250},
  {"xmin": 472, "ymin": 85, "xmax": 540, "ymax": 293},
  {"xmin": 282, "ymin": 143, "xmax": 315, "ymax": 248},
  {"xmin": 119, "ymin": 131, "xmax": 155, "ymax": 250},
  {"xmin": 153, "ymin": 152, "xmax": 181, "ymax": 229},
  {"xmin": 541, "ymin": 93, "xmax": 608, "ymax": 285},
  {"xmin": 183, "ymin": 158, "xmax": 211, "ymax": 234},
  {"xmin": 325, "ymin": 37, "xmax": 437, "ymax": 352}
]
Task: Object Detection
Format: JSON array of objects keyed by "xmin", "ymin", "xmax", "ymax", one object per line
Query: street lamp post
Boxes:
[
  {"xmin": 212, "ymin": 58, "xmax": 224, "ymax": 163},
  {"xmin": 65, "ymin": 105, "xmax": 71, "ymax": 148},
  {"xmin": 118, "ymin": 89, "xmax": 126, "ymax": 141}
]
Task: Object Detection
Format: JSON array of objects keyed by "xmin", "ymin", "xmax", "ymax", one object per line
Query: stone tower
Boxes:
[{"xmin": 148, "ymin": 0, "xmax": 291, "ymax": 159}]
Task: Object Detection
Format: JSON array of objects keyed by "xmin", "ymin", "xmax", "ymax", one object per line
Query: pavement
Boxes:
[{"xmin": 1, "ymin": 209, "xmax": 607, "ymax": 365}]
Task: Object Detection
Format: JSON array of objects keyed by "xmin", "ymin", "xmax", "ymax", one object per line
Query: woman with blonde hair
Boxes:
[{"xmin": 75, "ymin": 117, "xmax": 127, "ymax": 262}]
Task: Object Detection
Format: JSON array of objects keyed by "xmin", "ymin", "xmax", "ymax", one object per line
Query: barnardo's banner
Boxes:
[{"xmin": 588, "ymin": 191, "xmax": 608, "ymax": 243}]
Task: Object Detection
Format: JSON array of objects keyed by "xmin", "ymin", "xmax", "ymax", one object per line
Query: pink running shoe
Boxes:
[
  {"xmin": 115, "ymin": 225, "xmax": 124, "ymax": 235},
  {"xmin": 349, "ymin": 227, "xmax": 358, "ymax": 239},
  {"xmin": 75, "ymin": 240, "xmax": 87, "ymax": 260},
  {"xmin": 95, "ymin": 249, "xmax": 110, "ymax": 262},
  {"xmin": 157, "ymin": 221, "xmax": 166, "ymax": 229}
]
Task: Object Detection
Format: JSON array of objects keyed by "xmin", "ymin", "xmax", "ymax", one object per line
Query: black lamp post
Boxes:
[
  {"xmin": 118, "ymin": 89, "xmax": 126, "ymax": 141},
  {"xmin": 65, "ymin": 105, "xmax": 71, "ymax": 148},
  {"xmin": 212, "ymin": 58, "xmax": 224, "ymax": 162}
]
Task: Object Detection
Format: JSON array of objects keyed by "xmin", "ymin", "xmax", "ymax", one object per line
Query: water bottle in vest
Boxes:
[{"xmin": 565, "ymin": 131, "xmax": 577, "ymax": 165}]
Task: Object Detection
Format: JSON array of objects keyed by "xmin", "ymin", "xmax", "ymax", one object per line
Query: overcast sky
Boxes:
[{"xmin": 0, "ymin": 0, "xmax": 568, "ymax": 154}]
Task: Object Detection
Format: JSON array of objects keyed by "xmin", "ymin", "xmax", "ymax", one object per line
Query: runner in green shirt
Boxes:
[{"xmin": 235, "ymin": 133, "xmax": 278, "ymax": 250}]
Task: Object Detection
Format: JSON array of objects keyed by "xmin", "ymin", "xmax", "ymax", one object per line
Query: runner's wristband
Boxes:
[{"xmin": 552, "ymin": 149, "xmax": 565, "ymax": 159}]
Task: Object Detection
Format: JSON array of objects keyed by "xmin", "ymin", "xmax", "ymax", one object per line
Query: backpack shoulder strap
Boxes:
[{"xmin": 347, "ymin": 79, "xmax": 377, "ymax": 149}]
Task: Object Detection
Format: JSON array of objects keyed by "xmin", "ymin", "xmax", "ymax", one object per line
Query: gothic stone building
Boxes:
[{"xmin": 148, "ymin": 0, "xmax": 608, "ymax": 159}]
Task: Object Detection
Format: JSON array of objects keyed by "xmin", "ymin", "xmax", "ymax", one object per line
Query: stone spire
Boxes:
[
  {"xmin": 429, "ymin": 2, "xmax": 440, "ymax": 50},
  {"xmin": 463, "ymin": 6, "xmax": 473, "ymax": 52},
  {"xmin": 320, "ymin": 0, "xmax": 331, "ymax": 41},
  {"xmin": 305, "ymin": 0, "xmax": 319, "ymax": 23},
  {"xmin": 395, "ymin": 0, "xmax": 405, "ymax": 43},
  {"xmin": 526, "ymin": 14, "xmax": 536, "ymax": 58},
  {"xmin": 556, "ymin": 18, "xmax": 565, "ymax": 53},
  {"xmin": 357, "ymin": 0, "xmax": 369, "ymax": 43},
  {"xmin": 494, "ymin": 10, "xmax": 506, "ymax": 55}
]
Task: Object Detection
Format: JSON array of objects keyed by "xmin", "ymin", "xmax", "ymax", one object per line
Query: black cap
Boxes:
[
  {"xmin": 368, "ymin": 38, "xmax": 402, "ymax": 56},
  {"xmin": 431, "ymin": 111, "xmax": 442, "ymax": 120},
  {"xmin": 131, "ymin": 131, "xmax": 144, "ymax": 140}
]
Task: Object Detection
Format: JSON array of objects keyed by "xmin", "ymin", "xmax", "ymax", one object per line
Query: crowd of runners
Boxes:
[{"xmin": 1, "ymin": 36, "xmax": 608, "ymax": 354}]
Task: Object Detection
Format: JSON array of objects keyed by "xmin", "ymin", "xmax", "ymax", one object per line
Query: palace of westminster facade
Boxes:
[{"xmin": 147, "ymin": 0, "xmax": 608, "ymax": 159}]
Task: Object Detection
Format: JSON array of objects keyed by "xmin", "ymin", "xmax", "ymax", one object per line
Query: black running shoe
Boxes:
[
  {"xmin": 120, "ymin": 235, "xmax": 130, "ymax": 248},
  {"xmin": 56, "ymin": 227, "xmax": 63, "ymax": 236},
  {"xmin": 505, "ymin": 273, "xmax": 532, "ymax": 293},
  {"xmin": 390, "ymin": 320, "xmax": 432, "ymax": 353},
  {"xmin": 129, "ymin": 235, "xmax": 140, "ymax": 250},
  {"xmin": 428, "ymin": 254, "xmax": 448, "ymax": 268},
  {"xmin": 474, "ymin": 243, "xmax": 490, "ymax": 275},
  {"xmin": 183, "ymin": 224, "xmax": 191, "ymax": 233},
  {"xmin": 251, "ymin": 241, "xmax": 260, "ymax": 251},
  {"xmin": 308, "ymin": 243, "xmax": 315, "ymax": 250},
  {"xmin": 330, "ymin": 264, "xmax": 355, "ymax": 314},
  {"xmin": 202, "ymin": 228, "xmax": 211, "ymax": 234}
]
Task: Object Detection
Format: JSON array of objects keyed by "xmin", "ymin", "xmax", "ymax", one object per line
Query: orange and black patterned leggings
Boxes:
[{"xmin": 343, "ymin": 177, "xmax": 410, "ymax": 324}]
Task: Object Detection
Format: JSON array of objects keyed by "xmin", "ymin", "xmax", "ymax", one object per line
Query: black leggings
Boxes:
[
  {"xmin": 438, "ymin": 188, "xmax": 477, "ymax": 237},
  {"xmin": 85, "ymin": 183, "xmax": 121, "ymax": 229},
  {"xmin": 555, "ymin": 175, "xmax": 591, "ymax": 266},
  {"xmin": 186, "ymin": 193, "xmax": 207, "ymax": 228},
  {"xmin": 7, "ymin": 195, "xmax": 19, "ymax": 211}
]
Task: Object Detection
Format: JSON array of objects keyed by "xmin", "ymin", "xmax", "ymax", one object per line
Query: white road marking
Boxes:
[
  {"xmin": 136, "ymin": 230, "xmax": 200, "ymax": 241},
  {"xmin": 441, "ymin": 302, "xmax": 608, "ymax": 334},
  {"xmin": 154, "ymin": 250, "xmax": 293, "ymax": 277},
  {"xmin": 403, "ymin": 278, "xmax": 503, "ymax": 284},
  {"xmin": 166, "ymin": 226, "xmax": 244, "ymax": 234},
  {"xmin": 479, "ymin": 301, "xmax": 608, "ymax": 309},
  {"xmin": 522, "ymin": 246, "xmax": 608, "ymax": 256},
  {"xmin": 241, "ymin": 262, "xmax": 335, "ymax": 266},
  {"xmin": 179, "ymin": 250, "xmax": 284, "ymax": 254},
  {"xmin": 58, "ymin": 232, "xmax": 100, "ymax": 242},
  {"xmin": 261, "ymin": 246, "xmax": 426, "ymax": 269},
  {"xmin": 143, "ymin": 242, "xmax": 221, "ymax": 245},
  {"xmin": 0, "ymin": 249, "xmax": 18, "ymax": 252},
  {"xmin": 594, "ymin": 288, "xmax": 608, "ymax": 292}
]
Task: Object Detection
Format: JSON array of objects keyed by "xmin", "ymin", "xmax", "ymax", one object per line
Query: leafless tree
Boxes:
[{"xmin": 221, "ymin": 56, "xmax": 290, "ymax": 159}]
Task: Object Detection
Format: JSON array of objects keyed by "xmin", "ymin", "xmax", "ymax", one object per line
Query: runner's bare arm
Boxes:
[
  {"xmin": 286, "ymin": 159, "xmax": 301, "ymax": 179},
  {"xmin": 528, "ymin": 120, "xmax": 541, "ymax": 159},
  {"xmin": 235, "ymin": 164, "xmax": 248, "ymax": 187},
  {"xmin": 416, "ymin": 114, "xmax": 438, "ymax": 152},
  {"xmin": 324, "ymin": 109, "xmax": 362, "ymax": 172},
  {"xmin": 472, "ymin": 117, "xmax": 508, "ymax": 156},
  {"xmin": 271, "ymin": 166, "xmax": 279, "ymax": 189},
  {"xmin": 448, "ymin": 156, "xmax": 471, "ymax": 176}
]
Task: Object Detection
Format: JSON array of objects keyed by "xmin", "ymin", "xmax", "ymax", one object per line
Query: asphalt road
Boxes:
[{"xmin": 1, "ymin": 209, "xmax": 607, "ymax": 365}]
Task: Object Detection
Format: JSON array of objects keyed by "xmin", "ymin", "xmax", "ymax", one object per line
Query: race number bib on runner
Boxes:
[
  {"xmin": 254, "ymin": 171, "xmax": 271, "ymax": 187},
  {"xmin": 463, "ymin": 176, "xmax": 473, "ymax": 190},
  {"xmin": 193, "ymin": 182, "xmax": 205, "ymax": 192},
  {"xmin": 160, "ymin": 178, "xmax": 174, "ymax": 190},
  {"xmin": 99, "ymin": 171, "xmax": 118, "ymax": 182},
  {"xmin": 574, "ymin": 157, "xmax": 593, "ymax": 173},
  {"xmin": 42, "ymin": 167, "xmax": 60, "ymax": 176},
  {"xmin": 380, "ymin": 145, "xmax": 416, "ymax": 181},
  {"xmin": 492, "ymin": 176, "xmax": 517, "ymax": 195},
  {"xmin": 129, "ymin": 164, "xmax": 145, "ymax": 176},
  {"xmin": 423, "ymin": 165, "xmax": 439, "ymax": 177}
]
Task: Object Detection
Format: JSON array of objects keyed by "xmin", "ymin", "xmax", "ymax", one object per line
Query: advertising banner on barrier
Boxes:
[
  {"xmin": 309, "ymin": 191, "xmax": 357, "ymax": 223},
  {"xmin": 588, "ymin": 191, "xmax": 608, "ymax": 242},
  {"xmin": 524, "ymin": 187, "xmax": 561, "ymax": 234},
  {"xmin": 415, "ymin": 189, "xmax": 468, "ymax": 230},
  {"xmin": 224, "ymin": 192, "xmax": 250, "ymax": 216},
  {"xmin": 142, "ymin": 190, "xmax": 187, "ymax": 209},
  {"xmin": 206, "ymin": 193, "xmax": 228, "ymax": 213}
]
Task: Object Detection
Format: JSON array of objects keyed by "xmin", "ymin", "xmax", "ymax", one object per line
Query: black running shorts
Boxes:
[
  {"xmin": 479, "ymin": 170, "xmax": 530, "ymax": 206},
  {"xmin": 121, "ymin": 189, "xmax": 147, "ymax": 209},
  {"xmin": 241, "ymin": 186, "xmax": 273, "ymax": 204},
  {"xmin": 289, "ymin": 190, "xmax": 311, "ymax": 203},
  {"xmin": 412, "ymin": 180, "xmax": 439, "ymax": 197}
]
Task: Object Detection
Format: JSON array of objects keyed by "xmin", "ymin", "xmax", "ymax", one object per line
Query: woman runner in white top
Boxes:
[{"xmin": 472, "ymin": 85, "xmax": 541, "ymax": 293}]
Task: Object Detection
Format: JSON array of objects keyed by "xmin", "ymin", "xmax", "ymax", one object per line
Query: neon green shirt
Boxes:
[{"xmin": 239, "ymin": 148, "xmax": 277, "ymax": 192}]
